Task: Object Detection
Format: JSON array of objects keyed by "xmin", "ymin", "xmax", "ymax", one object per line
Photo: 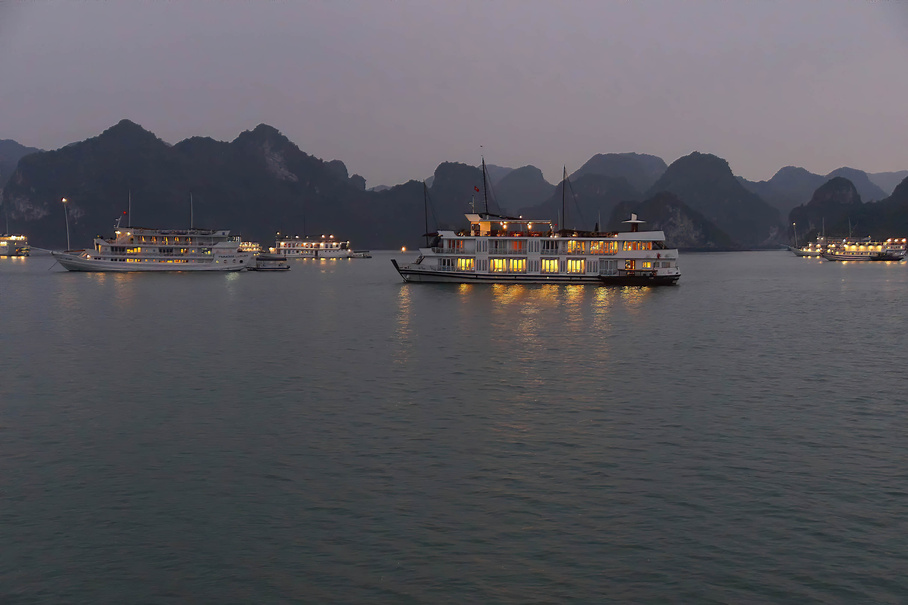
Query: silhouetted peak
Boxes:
[
  {"xmin": 890, "ymin": 175, "xmax": 908, "ymax": 201},
  {"xmin": 97, "ymin": 119, "xmax": 162, "ymax": 146},
  {"xmin": 772, "ymin": 166, "xmax": 814, "ymax": 180},
  {"xmin": 665, "ymin": 151, "xmax": 732, "ymax": 177},
  {"xmin": 500, "ymin": 165, "xmax": 547, "ymax": 184},
  {"xmin": 807, "ymin": 177, "xmax": 861, "ymax": 206},
  {"xmin": 235, "ymin": 123, "xmax": 292, "ymax": 148},
  {"xmin": 325, "ymin": 159, "xmax": 349, "ymax": 181},
  {"xmin": 432, "ymin": 162, "xmax": 482, "ymax": 185}
]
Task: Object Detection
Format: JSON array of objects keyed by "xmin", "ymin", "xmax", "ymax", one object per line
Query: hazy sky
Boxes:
[{"xmin": 2, "ymin": 1, "xmax": 907, "ymax": 187}]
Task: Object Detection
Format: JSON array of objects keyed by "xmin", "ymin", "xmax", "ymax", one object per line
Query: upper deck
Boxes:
[
  {"xmin": 100, "ymin": 227, "xmax": 240, "ymax": 247},
  {"xmin": 455, "ymin": 213, "xmax": 667, "ymax": 242}
]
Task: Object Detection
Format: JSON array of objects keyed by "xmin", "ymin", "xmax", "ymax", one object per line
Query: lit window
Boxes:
[
  {"xmin": 457, "ymin": 258, "xmax": 475, "ymax": 271},
  {"xmin": 542, "ymin": 259, "xmax": 559, "ymax": 273},
  {"xmin": 567, "ymin": 240, "xmax": 586, "ymax": 254},
  {"xmin": 567, "ymin": 259, "xmax": 585, "ymax": 273},
  {"xmin": 490, "ymin": 258, "xmax": 507, "ymax": 272},
  {"xmin": 508, "ymin": 258, "xmax": 526, "ymax": 273}
]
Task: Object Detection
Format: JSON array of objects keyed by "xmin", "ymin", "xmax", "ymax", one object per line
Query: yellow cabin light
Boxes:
[{"xmin": 401, "ymin": 246, "xmax": 407, "ymax": 252}]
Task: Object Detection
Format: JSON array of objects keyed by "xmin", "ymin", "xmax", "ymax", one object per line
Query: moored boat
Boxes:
[
  {"xmin": 52, "ymin": 224, "xmax": 254, "ymax": 272},
  {"xmin": 821, "ymin": 237, "xmax": 907, "ymax": 262},
  {"xmin": 274, "ymin": 233, "xmax": 370, "ymax": 259},
  {"xmin": 392, "ymin": 212, "xmax": 680, "ymax": 285},
  {"xmin": 790, "ymin": 235, "xmax": 826, "ymax": 257},
  {"xmin": 249, "ymin": 252, "xmax": 290, "ymax": 271},
  {"xmin": 0, "ymin": 234, "xmax": 29, "ymax": 257}
]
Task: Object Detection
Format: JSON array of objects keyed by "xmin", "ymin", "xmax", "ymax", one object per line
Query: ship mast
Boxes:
[
  {"xmin": 562, "ymin": 165, "xmax": 567, "ymax": 233},
  {"xmin": 481, "ymin": 156, "xmax": 489, "ymax": 215},
  {"xmin": 423, "ymin": 181, "xmax": 429, "ymax": 247}
]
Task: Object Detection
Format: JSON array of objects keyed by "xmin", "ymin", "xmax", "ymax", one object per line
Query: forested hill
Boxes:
[{"xmin": 7, "ymin": 119, "xmax": 902, "ymax": 251}]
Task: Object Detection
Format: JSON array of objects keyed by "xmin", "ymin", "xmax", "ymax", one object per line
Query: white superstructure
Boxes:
[
  {"xmin": 392, "ymin": 213, "xmax": 680, "ymax": 285},
  {"xmin": 274, "ymin": 234, "xmax": 369, "ymax": 258},
  {"xmin": 52, "ymin": 225, "xmax": 253, "ymax": 272},
  {"xmin": 821, "ymin": 237, "xmax": 907, "ymax": 261}
]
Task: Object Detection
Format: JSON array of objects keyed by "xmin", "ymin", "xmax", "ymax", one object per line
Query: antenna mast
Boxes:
[
  {"xmin": 190, "ymin": 192, "xmax": 194, "ymax": 229},
  {"xmin": 481, "ymin": 156, "xmax": 489, "ymax": 215},
  {"xmin": 423, "ymin": 181, "xmax": 429, "ymax": 247},
  {"xmin": 128, "ymin": 189, "xmax": 132, "ymax": 228},
  {"xmin": 562, "ymin": 165, "xmax": 567, "ymax": 233}
]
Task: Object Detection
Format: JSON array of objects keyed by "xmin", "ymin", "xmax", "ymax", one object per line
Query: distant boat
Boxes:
[
  {"xmin": 249, "ymin": 252, "xmax": 290, "ymax": 271},
  {"xmin": 789, "ymin": 236, "xmax": 826, "ymax": 257},
  {"xmin": 274, "ymin": 233, "xmax": 370, "ymax": 259},
  {"xmin": 52, "ymin": 224, "xmax": 254, "ymax": 272},
  {"xmin": 0, "ymin": 234, "xmax": 29, "ymax": 257},
  {"xmin": 821, "ymin": 237, "xmax": 907, "ymax": 262}
]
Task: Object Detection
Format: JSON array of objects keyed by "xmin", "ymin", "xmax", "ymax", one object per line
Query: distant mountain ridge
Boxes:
[
  {"xmin": 571, "ymin": 152, "xmax": 667, "ymax": 195},
  {"xmin": 646, "ymin": 152, "xmax": 782, "ymax": 247},
  {"xmin": 789, "ymin": 175, "xmax": 908, "ymax": 241},
  {"xmin": 740, "ymin": 165, "xmax": 891, "ymax": 218},
  {"xmin": 2, "ymin": 119, "xmax": 905, "ymax": 251},
  {"xmin": 868, "ymin": 170, "xmax": 908, "ymax": 196}
]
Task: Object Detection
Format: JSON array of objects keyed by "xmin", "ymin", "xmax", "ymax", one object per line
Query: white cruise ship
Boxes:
[
  {"xmin": 52, "ymin": 225, "xmax": 253, "ymax": 272},
  {"xmin": 821, "ymin": 237, "xmax": 907, "ymax": 261},
  {"xmin": 392, "ymin": 213, "xmax": 680, "ymax": 285},
  {"xmin": 274, "ymin": 234, "xmax": 370, "ymax": 258},
  {"xmin": 0, "ymin": 234, "xmax": 29, "ymax": 257}
]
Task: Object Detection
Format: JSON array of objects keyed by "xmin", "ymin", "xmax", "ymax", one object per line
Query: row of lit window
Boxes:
[
  {"xmin": 279, "ymin": 242, "xmax": 343, "ymax": 248},
  {"xmin": 441, "ymin": 240, "xmax": 653, "ymax": 254},
  {"xmin": 107, "ymin": 248, "xmax": 213, "ymax": 255}
]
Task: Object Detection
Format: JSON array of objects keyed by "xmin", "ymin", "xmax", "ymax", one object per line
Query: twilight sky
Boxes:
[{"xmin": 1, "ymin": 1, "xmax": 906, "ymax": 188}]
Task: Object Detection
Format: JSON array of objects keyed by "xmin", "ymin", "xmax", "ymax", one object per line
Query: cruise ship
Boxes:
[
  {"xmin": 790, "ymin": 235, "xmax": 826, "ymax": 257},
  {"xmin": 274, "ymin": 234, "xmax": 370, "ymax": 258},
  {"xmin": 0, "ymin": 234, "xmax": 29, "ymax": 257},
  {"xmin": 392, "ymin": 213, "xmax": 680, "ymax": 285},
  {"xmin": 821, "ymin": 237, "xmax": 907, "ymax": 261},
  {"xmin": 52, "ymin": 225, "xmax": 254, "ymax": 271}
]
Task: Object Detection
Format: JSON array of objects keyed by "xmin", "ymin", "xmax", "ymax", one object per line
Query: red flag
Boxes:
[{"xmin": 474, "ymin": 186, "xmax": 480, "ymax": 192}]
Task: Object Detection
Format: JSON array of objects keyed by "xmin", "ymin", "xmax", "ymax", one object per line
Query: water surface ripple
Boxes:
[{"xmin": 1, "ymin": 251, "xmax": 907, "ymax": 603}]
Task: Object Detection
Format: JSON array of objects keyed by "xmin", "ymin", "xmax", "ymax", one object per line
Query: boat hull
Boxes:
[
  {"xmin": 791, "ymin": 248, "xmax": 821, "ymax": 257},
  {"xmin": 392, "ymin": 260, "xmax": 679, "ymax": 285},
  {"xmin": 822, "ymin": 252, "xmax": 906, "ymax": 262},
  {"xmin": 53, "ymin": 251, "xmax": 249, "ymax": 272},
  {"xmin": 599, "ymin": 273, "xmax": 680, "ymax": 286},
  {"xmin": 249, "ymin": 253, "xmax": 290, "ymax": 271}
]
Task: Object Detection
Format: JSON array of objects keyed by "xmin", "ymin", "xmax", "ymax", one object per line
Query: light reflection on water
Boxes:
[{"xmin": 3, "ymin": 251, "xmax": 908, "ymax": 602}]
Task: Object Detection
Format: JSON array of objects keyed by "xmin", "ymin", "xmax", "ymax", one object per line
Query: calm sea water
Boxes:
[{"xmin": 1, "ymin": 250, "xmax": 907, "ymax": 603}]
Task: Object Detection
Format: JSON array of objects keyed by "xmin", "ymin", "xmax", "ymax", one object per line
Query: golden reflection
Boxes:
[
  {"xmin": 490, "ymin": 283, "xmax": 528, "ymax": 308},
  {"xmin": 563, "ymin": 284, "xmax": 584, "ymax": 304},
  {"xmin": 618, "ymin": 286, "xmax": 651, "ymax": 308},
  {"xmin": 592, "ymin": 287, "xmax": 615, "ymax": 331},
  {"xmin": 535, "ymin": 284, "xmax": 560, "ymax": 303},
  {"xmin": 456, "ymin": 283, "xmax": 473, "ymax": 297},
  {"xmin": 393, "ymin": 285, "xmax": 412, "ymax": 365}
]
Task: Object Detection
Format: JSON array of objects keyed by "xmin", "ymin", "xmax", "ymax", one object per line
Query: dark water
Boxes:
[{"xmin": 1, "ymin": 251, "xmax": 907, "ymax": 603}]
